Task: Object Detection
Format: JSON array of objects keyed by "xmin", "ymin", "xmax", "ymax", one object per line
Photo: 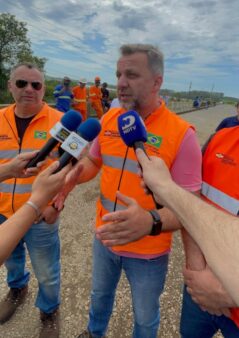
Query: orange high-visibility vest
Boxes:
[
  {"xmin": 96, "ymin": 101, "xmax": 192, "ymax": 255},
  {"xmin": 72, "ymin": 86, "xmax": 88, "ymax": 111},
  {"xmin": 89, "ymin": 85, "xmax": 102, "ymax": 103},
  {"xmin": 0, "ymin": 103, "xmax": 63, "ymax": 218},
  {"xmin": 202, "ymin": 126, "xmax": 239, "ymax": 213},
  {"xmin": 201, "ymin": 126, "xmax": 239, "ymax": 328}
]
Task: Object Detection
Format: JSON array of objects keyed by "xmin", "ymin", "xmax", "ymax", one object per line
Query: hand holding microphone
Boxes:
[
  {"xmin": 118, "ymin": 110, "xmax": 163, "ymax": 209},
  {"xmin": 25, "ymin": 109, "xmax": 82, "ymax": 169},
  {"xmin": 54, "ymin": 118, "xmax": 101, "ymax": 173},
  {"xmin": 51, "ymin": 118, "xmax": 101, "ymax": 211}
]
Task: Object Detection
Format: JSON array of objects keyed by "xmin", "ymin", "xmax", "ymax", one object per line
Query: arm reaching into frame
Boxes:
[
  {"xmin": 0, "ymin": 161, "xmax": 71, "ymax": 265},
  {"xmin": 135, "ymin": 148, "xmax": 239, "ymax": 306},
  {"xmin": 0, "ymin": 151, "xmax": 45, "ymax": 181}
]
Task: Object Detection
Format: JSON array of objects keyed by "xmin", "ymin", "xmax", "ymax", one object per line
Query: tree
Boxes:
[{"xmin": 0, "ymin": 13, "xmax": 47, "ymax": 90}]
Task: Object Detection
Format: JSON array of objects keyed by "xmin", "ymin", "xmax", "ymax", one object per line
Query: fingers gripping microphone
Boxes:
[
  {"xmin": 55, "ymin": 118, "xmax": 101, "ymax": 172},
  {"xmin": 118, "ymin": 110, "xmax": 163, "ymax": 209},
  {"xmin": 25, "ymin": 110, "xmax": 83, "ymax": 168}
]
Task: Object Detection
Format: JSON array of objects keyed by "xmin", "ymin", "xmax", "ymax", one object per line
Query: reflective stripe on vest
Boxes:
[
  {"xmin": 0, "ymin": 150, "xmax": 19, "ymax": 159},
  {"xmin": 58, "ymin": 96, "xmax": 71, "ymax": 100},
  {"xmin": 102, "ymin": 154, "xmax": 138, "ymax": 174},
  {"xmin": 100, "ymin": 193, "xmax": 126, "ymax": 212},
  {"xmin": 0, "ymin": 148, "xmax": 58, "ymax": 159},
  {"xmin": 74, "ymin": 99, "xmax": 86, "ymax": 103},
  {"xmin": 202, "ymin": 181, "xmax": 239, "ymax": 215},
  {"xmin": 0, "ymin": 182, "xmax": 32, "ymax": 194}
]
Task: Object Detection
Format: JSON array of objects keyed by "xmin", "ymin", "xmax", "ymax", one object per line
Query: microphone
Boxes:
[
  {"xmin": 54, "ymin": 118, "xmax": 101, "ymax": 172},
  {"xmin": 25, "ymin": 109, "xmax": 83, "ymax": 168},
  {"xmin": 118, "ymin": 110, "xmax": 163, "ymax": 209}
]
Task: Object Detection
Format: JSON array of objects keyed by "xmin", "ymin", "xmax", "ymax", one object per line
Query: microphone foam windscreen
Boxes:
[
  {"xmin": 61, "ymin": 109, "xmax": 83, "ymax": 131},
  {"xmin": 77, "ymin": 118, "xmax": 101, "ymax": 141},
  {"xmin": 118, "ymin": 110, "xmax": 148, "ymax": 147}
]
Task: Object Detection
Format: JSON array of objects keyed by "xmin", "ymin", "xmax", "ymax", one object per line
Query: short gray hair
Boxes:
[
  {"xmin": 10, "ymin": 62, "xmax": 45, "ymax": 81},
  {"xmin": 120, "ymin": 44, "xmax": 164, "ymax": 77}
]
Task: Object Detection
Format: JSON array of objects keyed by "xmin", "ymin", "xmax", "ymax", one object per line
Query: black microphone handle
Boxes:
[
  {"xmin": 133, "ymin": 142, "xmax": 163, "ymax": 210},
  {"xmin": 25, "ymin": 138, "xmax": 59, "ymax": 168},
  {"xmin": 54, "ymin": 152, "xmax": 73, "ymax": 173}
]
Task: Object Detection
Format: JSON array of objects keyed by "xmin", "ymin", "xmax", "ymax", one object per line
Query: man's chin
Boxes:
[{"xmin": 120, "ymin": 100, "xmax": 136, "ymax": 111}]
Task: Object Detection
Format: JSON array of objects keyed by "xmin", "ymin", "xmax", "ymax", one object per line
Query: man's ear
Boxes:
[
  {"xmin": 7, "ymin": 80, "xmax": 12, "ymax": 93},
  {"xmin": 153, "ymin": 75, "xmax": 163, "ymax": 93},
  {"xmin": 42, "ymin": 84, "xmax": 46, "ymax": 96}
]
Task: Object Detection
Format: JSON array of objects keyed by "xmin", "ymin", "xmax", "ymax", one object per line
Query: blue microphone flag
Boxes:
[{"xmin": 117, "ymin": 110, "xmax": 147, "ymax": 147}]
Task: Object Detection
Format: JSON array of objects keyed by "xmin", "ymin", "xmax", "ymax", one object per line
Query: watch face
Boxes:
[{"xmin": 149, "ymin": 210, "xmax": 162, "ymax": 236}]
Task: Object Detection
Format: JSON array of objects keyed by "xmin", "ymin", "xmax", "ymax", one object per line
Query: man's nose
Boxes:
[
  {"xmin": 117, "ymin": 75, "xmax": 128, "ymax": 88},
  {"xmin": 25, "ymin": 82, "xmax": 34, "ymax": 91}
]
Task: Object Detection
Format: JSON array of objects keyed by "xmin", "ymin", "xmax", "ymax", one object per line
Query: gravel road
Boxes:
[{"xmin": 0, "ymin": 104, "xmax": 235, "ymax": 338}]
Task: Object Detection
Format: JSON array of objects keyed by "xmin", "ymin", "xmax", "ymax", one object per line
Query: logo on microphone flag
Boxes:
[{"xmin": 61, "ymin": 132, "xmax": 88, "ymax": 159}]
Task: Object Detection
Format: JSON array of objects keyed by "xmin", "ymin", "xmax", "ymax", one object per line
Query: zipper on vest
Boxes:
[
  {"xmin": 11, "ymin": 138, "xmax": 22, "ymax": 214},
  {"xmin": 4, "ymin": 114, "xmax": 21, "ymax": 215}
]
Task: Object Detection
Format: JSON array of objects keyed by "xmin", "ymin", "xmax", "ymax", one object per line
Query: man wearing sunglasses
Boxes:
[{"xmin": 0, "ymin": 63, "xmax": 63, "ymax": 338}]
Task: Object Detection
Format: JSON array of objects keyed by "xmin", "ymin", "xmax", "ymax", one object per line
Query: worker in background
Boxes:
[
  {"xmin": 89, "ymin": 76, "xmax": 104, "ymax": 119},
  {"xmin": 53, "ymin": 76, "xmax": 74, "ymax": 113},
  {"xmin": 72, "ymin": 78, "xmax": 88, "ymax": 121},
  {"xmin": 101, "ymin": 82, "xmax": 110, "ymax": 113}
]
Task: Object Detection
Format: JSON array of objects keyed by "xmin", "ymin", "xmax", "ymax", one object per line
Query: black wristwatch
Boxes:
[{"xmin": 148, "ymin": 210, "xmax": 162, "ymax": 236}]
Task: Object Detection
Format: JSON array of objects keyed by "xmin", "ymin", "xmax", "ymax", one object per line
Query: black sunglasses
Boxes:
[{"xmin": 15, "ymin": 79, "xmax": 43, "ymax": 91}]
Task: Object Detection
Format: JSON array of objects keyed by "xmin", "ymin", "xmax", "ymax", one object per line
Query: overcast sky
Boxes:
[{"xmin": 2, "ymin": 0, "xmax": 239, "ymax": 98}]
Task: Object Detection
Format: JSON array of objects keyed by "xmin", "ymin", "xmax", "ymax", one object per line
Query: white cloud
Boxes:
[{"xmin": 2, "ymin": 0, "xmax": 239, "ymax": 97}]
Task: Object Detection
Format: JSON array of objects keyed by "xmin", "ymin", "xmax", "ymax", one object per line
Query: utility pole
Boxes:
[
  {"xmin": 210, "ymin": 83, "xmax": 215, "ymax": 103},
  {"xmin": 188, "ymin": 81, "xmax": 192, "ymax": 97}
]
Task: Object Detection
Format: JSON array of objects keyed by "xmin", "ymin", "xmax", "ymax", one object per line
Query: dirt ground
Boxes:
[{"xmin": 0, "ymin": 104, "xmax": 235, "ymax": 338}]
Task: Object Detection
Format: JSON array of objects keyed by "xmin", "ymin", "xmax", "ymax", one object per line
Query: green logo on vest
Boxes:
[
  {"xmin": 147, "ymin": 133, "xmax": 162, "ymax": 148},
  {"xmin": 34, "ymin": 131, "xmax": 47, "ymax": 139}
]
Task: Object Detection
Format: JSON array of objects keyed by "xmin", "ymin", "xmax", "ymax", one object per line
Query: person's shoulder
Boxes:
[
  {"xmin": 43, "ymin": 103, "xmax": 63, "ymax": 118},
  {"xmin": 0, "ymin": 104, "xmax": 14, "ymax": 116},
  {"xmin": 110, "ymin": 98, "xmax": 120, "ymax": 108},
  {"xmin": 216, "ymin": 115, "xmax": 238, "ymax": 131},
  {"xmin": 49, "ymin": 107, "xmax": 63, "ymax": 117},
  {"xmin": 222, "ymin": 115, "xmax": 235, "ymax": 122},
  {"xmin": 0, "ymin": 106, "xmax": 8, "ymax": 114},
  {"xmin": 162, "ymin": 105, "xmax": 191, "ymax": 127},
  {"xmin": 101, "ymin": 107, "xmax": 122, "ymax": 122},
  {"xmin": 214, "ymin": 124, "xmax": 239, "ymax": 139},
  {"xmin": 54, "ymin": 84, "xmax": 62, "ymax": 89}
]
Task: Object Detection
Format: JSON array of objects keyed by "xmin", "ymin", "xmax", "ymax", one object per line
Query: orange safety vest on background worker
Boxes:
[
  {"xmin": 95, "ymin": 102, "xmax": 192, "ymax": 256},
  {"xmin": 0, "ymin": 103, "xmax": 63, "ymax": 218},
  {"xmin": 72, "ymin": 86, "xmax": 88, "ymax": 121},
  {"xmin": 201, "ymin": 126, "xmax": 239, "ymax": 328},
  {"xmin": 89, "ymin": 85, "xmax": 103, "ymax": 119}
]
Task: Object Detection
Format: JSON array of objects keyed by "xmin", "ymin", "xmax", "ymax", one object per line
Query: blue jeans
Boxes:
[
  {"xmin": 0, "ymin": 214, "xmax": 61, "ymax": 314},
  {"xmin": 87, "ymin": 238, "xmax": 169, "ymax": 338},
  {"xmin": 180, "ymin": 285, "xmax": 239, "ymax": 338}
]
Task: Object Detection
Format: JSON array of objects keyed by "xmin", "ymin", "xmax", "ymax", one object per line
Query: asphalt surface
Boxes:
[{"xmin": 0, "ymin": 104, "xmax": 234, "ymax": 337}]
